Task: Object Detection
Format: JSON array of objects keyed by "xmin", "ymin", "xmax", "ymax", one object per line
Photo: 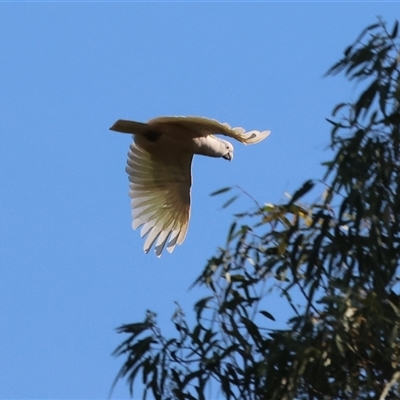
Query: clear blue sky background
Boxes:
[{"xmin": 1, "ymin": 2, "xmax": 398, "ymax": 398}]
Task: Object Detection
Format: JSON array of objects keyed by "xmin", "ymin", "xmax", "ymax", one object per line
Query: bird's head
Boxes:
[
  {"xmin": 197, "ymin": 136, "xmax": 234, "ymax": 160},
  {"xmin": 221, "ymin": 139, "xmax": 234, "ymax": 161}
]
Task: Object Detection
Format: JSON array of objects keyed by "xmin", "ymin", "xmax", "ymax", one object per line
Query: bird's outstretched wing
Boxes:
[
  {"xmin": 148, "ymin": 116, "xmax": 271, "ymax": 145},
  {"xmin": 126, "ymin": 142, "xmax": 193, "ymax": 256}
]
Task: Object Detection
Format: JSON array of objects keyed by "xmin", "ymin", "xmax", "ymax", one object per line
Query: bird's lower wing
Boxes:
[
  {"xmin": 149, "ymin": 116, "xmax": 270, "ymax": 145},
  {"xmin": 126, "ymin": 142, "xmax": 192, "ymax": 257}
]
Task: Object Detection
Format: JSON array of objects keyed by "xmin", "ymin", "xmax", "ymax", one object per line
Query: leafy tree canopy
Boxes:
[{"xmin": 111, "ymin": 19, "xmax": 400, "ymax": 400}]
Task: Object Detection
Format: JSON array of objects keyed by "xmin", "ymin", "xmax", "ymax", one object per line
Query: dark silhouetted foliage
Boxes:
[{"xmin": 112, "ymin": 19, "xmax": 400, "ymax": 400}]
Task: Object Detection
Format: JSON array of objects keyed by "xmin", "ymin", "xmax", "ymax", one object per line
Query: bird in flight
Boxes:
[{"xmin": 110, "ymin": 116, "xmax": 270, "ymax": 257}]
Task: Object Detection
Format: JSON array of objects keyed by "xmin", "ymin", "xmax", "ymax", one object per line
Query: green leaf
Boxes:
[
  {"xmin": 332, "ymin": 103, "xmax": 347, "ymax": 116},
  {"xmin": 194, "ymin": 296, "xmax": 214, "ymax": 319},
  {"xmin": 288, "ymin": 180, "xmax": 315, "ymax": 205},
  {"xmin": 391, "ymin": 20, "xmax": 398, "ymax": 38},
  {"xmin": 326, "ymin": 118, "xmax": 339, "ymax": 126},
  {"xmin": 227, "ymin": 222, "xmax": 237, "ymax": 242},
  {"xmin": 343, "ymin": 45, "xmax": 353, "ymax": 57},
  {"xmin": 116, "ymin": 322, "xmax": 150, "ymax": 335},
  {"xmin": 260, "ymin": 310, "xmax": 276, "ymax": 321},
  {"xmin": 241, "ymin": 317, "xmax": 263, "ymax": 344},
  {"xmin": 210, "ymin": 187, "xmax": 232, "ymax": 196},
  {"xmin": 222, "ymin": 195, "xmax": 239, "ymax": 209},
  {"xmin": 354, "ymin": 80, "xmax": 379, "ymax": 118},
  {"xmin": 230, "ymin": 274, "xmax": 245, "ymax": 282},
  {"xmin": 365, "ymin": 22, "xmax": 380, "ymax": 31}
]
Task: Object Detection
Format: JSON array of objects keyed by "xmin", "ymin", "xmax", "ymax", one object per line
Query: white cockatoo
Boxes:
[{"xmin": 110, "ymin": 116, "xmax": 270, "ymax": 257}]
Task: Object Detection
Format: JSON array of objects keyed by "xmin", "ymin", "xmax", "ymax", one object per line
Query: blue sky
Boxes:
[{"xmin": 1, "ymin": 2, "xmax": 398, "ymax": 398}]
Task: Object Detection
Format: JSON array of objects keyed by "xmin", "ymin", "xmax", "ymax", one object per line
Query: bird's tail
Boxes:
[{"xmin": 110, "ymin": 119, "xmax": 150, "ymax": 135}]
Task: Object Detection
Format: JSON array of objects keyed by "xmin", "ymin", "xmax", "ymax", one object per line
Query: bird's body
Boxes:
[{"xmin": 110, "ymin": 116, "xmax": 270, "ymax": 256}]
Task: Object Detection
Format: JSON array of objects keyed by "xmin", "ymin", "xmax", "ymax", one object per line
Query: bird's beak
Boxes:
[{"xmin": 223, "ymin": 152, "xmax": 233, "ymax": 161}]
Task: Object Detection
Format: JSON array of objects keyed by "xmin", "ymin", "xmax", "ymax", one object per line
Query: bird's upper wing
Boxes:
[
  {"xmin": 126, "ymin": 142, "xmax": 192, "ymax": 257},
  {"xmin": 148, "ymin": 116, "xmax": 271, "ymax": 145}
]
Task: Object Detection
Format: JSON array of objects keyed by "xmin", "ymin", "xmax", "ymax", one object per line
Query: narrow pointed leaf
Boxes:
[{"xmin": 210, "ymin": 187, "xmax": 232, "ymax": 196}]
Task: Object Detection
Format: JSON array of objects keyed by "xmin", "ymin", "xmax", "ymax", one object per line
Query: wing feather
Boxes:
[
  {"xmin": 126, "ymin": 141, "xmax": 192, "ymax": 257},
  {"xmin": 149, "ymin": 116, "xmax": 270, "ymax": 145}
]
